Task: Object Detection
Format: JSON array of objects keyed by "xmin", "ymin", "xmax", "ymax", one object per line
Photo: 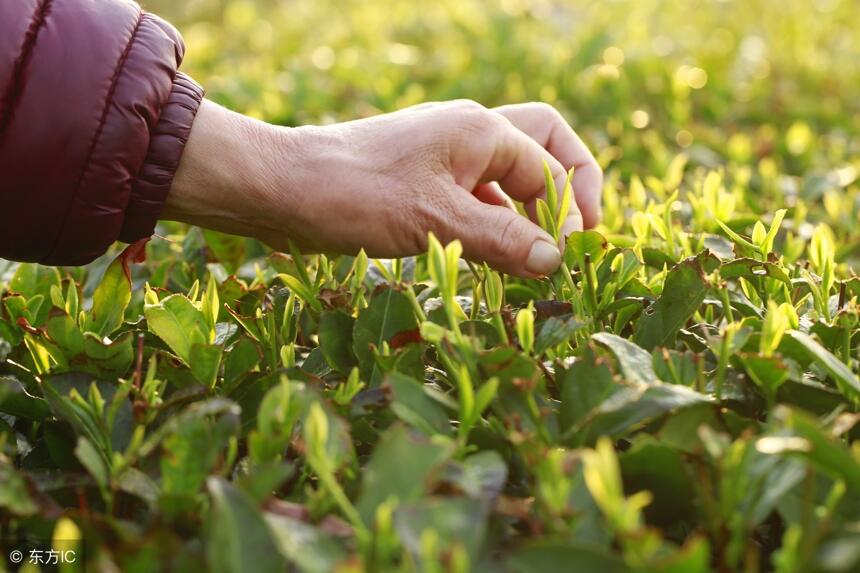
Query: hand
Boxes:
[{"xmin": 164, "ymin": 99, "xmax": 602, "ymax": 277}]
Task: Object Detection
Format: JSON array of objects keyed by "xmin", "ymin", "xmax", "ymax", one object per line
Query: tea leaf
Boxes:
[
  {"xmin": 207, "ymin": 477, "xmax": 283, "ymax": 573},
  {"xmin": 633, "ymin": 255, "xmax": 711, "ymax": 350},
  {"xmin": 145, "ymin": 294, "xmax": 210, "ymax": 364},
  {"xmin": 353, "ymin": 287, "xmax": 418, "ymax": 384},
  {"xmin": 85, "ymin": 239, "xmax": 147, "ymax": 337},
  {"xmin": 787, "ymin": 330, "xmax": 860, "ymax": 401}
]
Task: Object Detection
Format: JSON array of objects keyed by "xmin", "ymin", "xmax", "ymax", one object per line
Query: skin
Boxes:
[{"xmin": 163, "ymin": 99, "xmax": 603, "ymax": 278}]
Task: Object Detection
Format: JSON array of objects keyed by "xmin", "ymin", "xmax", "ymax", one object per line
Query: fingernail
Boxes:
[
  {"xmin": 526, "ymin": 240, "xmax": 561, "ymax": 276},
  {"xmin": 561, "ymin": 213, "xmax": 584, "ymax": 237}
]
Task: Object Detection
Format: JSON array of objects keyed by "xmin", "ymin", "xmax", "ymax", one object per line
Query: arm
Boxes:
[
  {"xmin": 165, "ymin": 99, "xmax": 603, "ymax": 278},
  {"xmin": 0, "ymin": 1, "xmax": 602, "ymax": 277},
  {"xmin": 0, "ymin": 0, "xmax": 203, "ymax": 265}
]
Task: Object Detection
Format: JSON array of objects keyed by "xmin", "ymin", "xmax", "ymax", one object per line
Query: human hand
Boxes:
[{"xmin": 165, "ymin": 99, "xmax": 602, "ymax": 277}]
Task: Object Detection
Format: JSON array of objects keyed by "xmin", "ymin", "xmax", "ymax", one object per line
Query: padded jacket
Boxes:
[{"xmin": 0, "ymin": 0, "xmax": 204, "ymax": 265}]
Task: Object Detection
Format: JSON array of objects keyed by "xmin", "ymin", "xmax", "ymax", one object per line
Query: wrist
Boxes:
[{"xmin": 163, "ymin": 99, "xmax": 303, "ymax": 244}]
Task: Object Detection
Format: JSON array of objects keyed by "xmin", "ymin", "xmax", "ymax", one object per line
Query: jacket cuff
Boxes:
[{"xmin": 119, "ymin": 71, "xmax": 204, "ymax": 243}]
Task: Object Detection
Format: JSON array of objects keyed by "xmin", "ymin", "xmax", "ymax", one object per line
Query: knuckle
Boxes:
[
  {"xmin": 454, "ymin": 101, "xmax": 496, "ymax": 131},
  {"xmin": 529, "ymin": 101, "xmax": 563, "ymax": 122},
  {"xmin": 488, "ymin": 109, "xmax": 513, "ymax": 130},
  {"xmin": 452, "ymin": 98, "xmax": 486, "ymax": 113},
  {"xmin": 474, "ymin": 111, "xmax": 514, "ymax": 144},
  {"xmin": 450, "ymin": 118, "xmax": 499, "ymax": 154}
]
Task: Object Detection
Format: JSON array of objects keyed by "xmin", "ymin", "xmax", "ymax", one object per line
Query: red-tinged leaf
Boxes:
[
  {"xmin": 390, "ymin": 328, "xmax": 422, "ymax": 349},
  {"xmin": 121, "ymin": 238, "xmax": 150, "ymax": 283},
  {"xmin": 16, "ymin": 317, "xmax": 41, "ymax": 335}
]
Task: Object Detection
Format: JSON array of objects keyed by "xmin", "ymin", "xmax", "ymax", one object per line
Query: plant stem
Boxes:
[{"xmin": 492, "ymin": 312, "xmax": 509, "ymax": 345}]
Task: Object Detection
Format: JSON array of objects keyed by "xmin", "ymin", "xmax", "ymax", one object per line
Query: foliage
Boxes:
[{"xmin": 2, "ymin": 0, "xmax": 860, "ymax": 571}]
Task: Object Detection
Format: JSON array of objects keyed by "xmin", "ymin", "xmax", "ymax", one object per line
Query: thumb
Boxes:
[{"xmin": 449, "ymin": 196, "xmax": 562, "ymax": 278}]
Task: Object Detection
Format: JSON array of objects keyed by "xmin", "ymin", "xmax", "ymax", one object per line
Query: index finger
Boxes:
[
  {"xmin": 448, "ymin": 108, "xmax": 572, "ymax": 224},
  {"xmin": 493, "ymin": 103, "xmax": 603, "ymax": 229}
]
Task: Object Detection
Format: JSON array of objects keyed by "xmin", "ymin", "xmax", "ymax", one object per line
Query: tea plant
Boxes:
[{"xmin": 2, "ymin": 0, "xmax": 860, "ymax": 571}]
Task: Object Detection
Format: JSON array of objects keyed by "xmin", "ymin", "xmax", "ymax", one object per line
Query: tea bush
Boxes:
[{"xmin": 1, "ymin": 0, "xmax": 859, "ymax": 571}]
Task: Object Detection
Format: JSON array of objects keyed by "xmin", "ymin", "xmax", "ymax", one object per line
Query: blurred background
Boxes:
[
  {"xmin": 143, "ymin": 0, "xmax": 860, "ymax": 128},
  {"xmin": 140, "ymin": 0, "xmax": 860, "ymax": 250}
]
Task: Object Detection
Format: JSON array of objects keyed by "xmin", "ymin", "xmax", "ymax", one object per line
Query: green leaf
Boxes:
[
  {"xmin": 388, "ymin": 373, "xmax": 452, "ymax": 436},
  {"xmin": 202, "ymin": 273, "xmax": 220, "ymax": 336},
  {"xmin": 565, "ymin": 230, "xmax": 608, "ymax": 270},
  {"xmin": 393, "ymin": 497, "xmax": 489, "ymax": 566},
  {"xmin": 75, "ymin": 436, "xmax": 110, "ymax": 490},
  {"xmin": 223, "ymin": 336, "xmax": 262, "ymax": 393},
  {"xmin": 427, "ymin": 233, "xmax": 448, "ymax": 298},
  {"xmin": 162, "ymin": 404, "xmax": 239, "ymax": 498},
  {"xmin": 543, "ymin": 161, "xmax": 558, "ymax": 221},
  {"xmin": 301, "ymin": 394, "xmax": 354, "ymax": 471},
  {"xmin": 739, "ymin": 354, "xmax": 790, "ymax": 399},
  {"xmin": 318, "ymin": 310, "xmax": 357, "ymax": 374},
  {"xmin": 0, "ymin": 376, "xmax": 51, "ymax": 419},
  {"xmin": 572, "ymin": 383, "xmax": 710, "ymax": 444},
  {"xmin": 203, "ymin": 229, "xmax": 246, "ymax": 275},
  {"xmin": 633, "ymin": 255, "xmax": 711, "ymax": 351},
  {"xmin": 516, "ymin": 302, "xmax": 535, "ymax": 354},
  {"xmin": 352, "ymin": 287, "xmax": 418, "ymax": 384},
  {"xmin": 557, "ymin": 168, "xmax": 574, "ymax": 237},
  {"xmin": 85, "ymin": 239, "xmax": 147, "ymax": 337},
  {"xmin": 764, "ymin": 407, "xmax": 860, "ymax": 489},
  {"xmin": 145, "ymin": 293, "xmax": 210, "ymax": 364},
  {"xmin": 560, "ymin": 349, "xmax": 623, "ymax": 432},
  {"xmin": 9, "ymin": 263, "xmax": 61, "ymax": 326},
  {"xmin": 474, "ymin": 377, "xmax": 499, "ymax": 420},
  {"xmin": 236, "ymin": 462, "xmax": 295, "ymax": 504},
  {"xmin": 720, "ymin": 258, "xmax": 791, "ymax": 286},
  {"xmin": 592, "ymin": 332, "xmax": 658, "ymax": 387},
  {"xmin": 646, "ymin": 537, "xmax": 713, "ymax": 573},
  {"xmin": 249, "ymin": 379, "xmax": 308, "ymax": 464},
  {"xmin": 190, "ymin": 343, "xmax": 224, "ymax": 388},
  {"xmin": 506, "ymin": 542, "xmax": 629, "ymax": 573},
  {"xmin": 652, "ymin": 349, "xmax": 698, "ymax": 386},
  {"xmin": 357, "ymin": 423, "xmax": 455, "ymax": 524},
  {"xmin": 82, "ymin": 331, "xmax": 135, "ymax": 377},
  {"xmin": 117, "ymin": 468, "xmax": 160, "ymax": 509},
  {"xmin": 46, "ymin": 307, "xmax": 85, "ymax": 357},
  {"xmin": 206, "ymin": 477, "xmax": 283, "ymax": 573},
  {"xmin": 619, "ymin": 439, "xmax": 697, "ymax": 527},
  {"xmin": 761, "ymin": 208, "xmax": 787, "ymax": 255},
  {"xmin": 264, "ymin": 513, "xmax": 347, "ymax": 573},
  {"xmin": 279, "ymin": 273, "xmax": 321, "ymax": 312},
  {"xmin": 442, "ymin": 450, "xmax": 508, "ymax": 500},
  {"xmin": 535, "ymin": 316, "xmax": 587, "ymax": 355},
  {"xmin": 716, "ymin": 219, "xmax": 758, "ymax": 253},
  {"xmin": 461, "ymin": 320, "xmax": 501, "ymax": 347},
  {"xmin": 445, "ymin": 240, "xmax": 463, "ymax": 295},
  {"xmin": 41, "ymin": 373, "xmax": 111, "ymax": 457},
  {"xmin": 0, "ymin": 461, "xmax": 39, "ymax": 516},
  {"xmin": 787, "ymin": 330, "xmax": 860, "ymax": 401},
  {"xmin": 536, "ymin": 198, "xmax": 555, "ymax": 239}
]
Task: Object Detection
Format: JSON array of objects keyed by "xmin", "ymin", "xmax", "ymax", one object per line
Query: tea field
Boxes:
[{"xmin": 1, "ymin": 0, "xmax": 859, "ymax": 571}]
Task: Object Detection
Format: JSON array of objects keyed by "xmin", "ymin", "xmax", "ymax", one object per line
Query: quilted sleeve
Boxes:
[{"xmin": 0, "ymin": 0, "xmax": 204, "ymax": 265}]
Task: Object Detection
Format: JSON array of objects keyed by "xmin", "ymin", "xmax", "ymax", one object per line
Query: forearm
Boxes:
[
  {"xmin": 161, "ymin": 99, "xmax": 601, "ymax": 278},
  {"xmin": 162, "ymin": 100, "xmax": 299, "ymax": 243}
]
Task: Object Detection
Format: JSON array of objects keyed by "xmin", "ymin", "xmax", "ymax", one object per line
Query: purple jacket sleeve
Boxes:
[{"xmin": 0, "ymin": 0, "xmax": 204, "ymax": 265}]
